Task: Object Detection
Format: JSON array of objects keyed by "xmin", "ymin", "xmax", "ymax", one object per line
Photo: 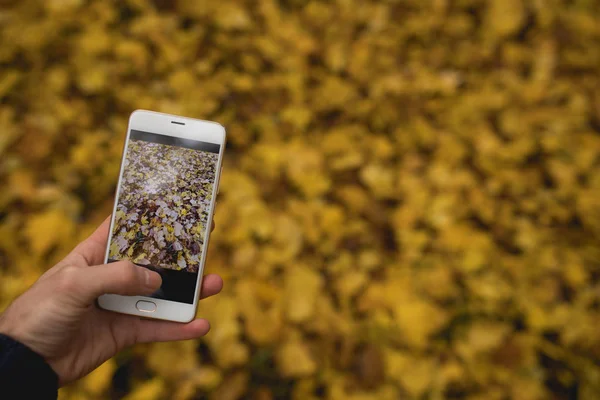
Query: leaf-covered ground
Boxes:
[
  {"xmin": 1, "ymin": 0, "xmax": 600, "ymax": 400},
  {"xmin": 109, "ymin": 139, "xmax": 217, "ymax": 273}
]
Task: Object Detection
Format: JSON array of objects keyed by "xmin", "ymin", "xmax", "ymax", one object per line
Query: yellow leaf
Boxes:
[
  {"xmin": 147, "ymin": 341, "xmax": 198, "ymax": 379},
  {"xmin": 284, "ymin": 265, "xmax": 323, "ymax": 323},
  {"xmin": 195, "ymin": 366, "xmax": 222, "ymax": 390},
  {"xmin": 133, "ymin": 252, "xmax": 148, "ymax": 263},
  {"xmin": 359, "ymin": 164, "xmax": 395, "ymax": 199},
  {"xmin": 81, "ymin": 359, "xmax": 116, "ymax": 395},
  {"xmin": 25, "ymin": 209, "xmax": 75, "ymax": 255},
  {"xmin": 109, "ymin": 241, "xmax": 120, "ymax": 258},
  {"xmin": 385, "ymin": 351, "xmax": 436, "ymax": 397},
  {"xmin": 393, "ymin": 297, "xmax": 448, "ymax": 348},
  {"xmin": 486, "ymin": 0, "xmax": 525, "ymax": 38},
  {"xmin": 276, "ymin": 334, "xmax": 317, "ymax": 377},
  {"xmin": 456, "ymin": 322, "xmax": 511, "ymax": 361},
  {"xmin": 122, "ymin": 378, "xmax": 165, "ymax": 400},
  {"xmin": 115, "ymin": 209, "xmax": 126, "ymax": 222}
]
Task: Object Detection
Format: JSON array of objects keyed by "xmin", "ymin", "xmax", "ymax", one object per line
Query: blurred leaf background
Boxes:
[{"xmin": 1, "ymin": 0, "xmax": 600, "ymax": 399}]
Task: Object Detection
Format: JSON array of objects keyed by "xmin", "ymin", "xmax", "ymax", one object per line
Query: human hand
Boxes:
[{"xmin": 0, "ymin": 216, "xmax": 222, "ymax": 385}]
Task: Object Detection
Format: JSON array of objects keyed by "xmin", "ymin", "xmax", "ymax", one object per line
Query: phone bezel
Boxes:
[{"xmin": 97, "ymin": 109, "xmax": 226, "ymax": 323}]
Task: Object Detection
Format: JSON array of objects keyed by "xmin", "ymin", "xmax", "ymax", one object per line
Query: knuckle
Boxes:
[
  {"xmin": 120, "ymin": 262, "xmax": 139, "ymax": 283},
  {"xmin": 57, "ymin": 265, "xmax": 80, "ymax": 291}
]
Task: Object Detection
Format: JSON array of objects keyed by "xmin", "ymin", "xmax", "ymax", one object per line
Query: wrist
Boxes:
[
  {"xmin": 0, "ymin": 312, "xmax": 14, "ymax": 337},
  {"xmin": 0, "ymin": 309, "xmax": 26, "ymax": 351},
  {"xmin": 0, "ymin": 326, "xmax": 59, "ymax": 396}
]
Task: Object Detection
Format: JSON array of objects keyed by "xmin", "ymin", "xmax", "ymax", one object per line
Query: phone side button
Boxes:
[{"xmin": 136, "ymin": 300, "xmax": 157, "ymax": 313}]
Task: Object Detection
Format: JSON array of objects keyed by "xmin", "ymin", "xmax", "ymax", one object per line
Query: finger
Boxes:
[
  {"xmin": 200, "ymin": 274, "xmax": 223, "ymax": 299},
  {"xmin": 61, "ymin": 261, "xmax": 162, "ymax": 303},
  {"xmin": 134, "ymin": 318, "xmax": 210, "ymax": 344},
  {"xmin": 68, "ymin": 216, "xmax": 112, "ymax": 266}
]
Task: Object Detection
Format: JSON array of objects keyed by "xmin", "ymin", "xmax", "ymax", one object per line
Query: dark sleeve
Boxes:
[{"xmin": 0, "ymin": 333, "xmax": 58, "ymax": 399}]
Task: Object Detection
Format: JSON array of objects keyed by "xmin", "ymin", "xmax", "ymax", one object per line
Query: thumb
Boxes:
[{"xmin": 64, "ymin": 261, "xmax": 162, "ymax": 303}]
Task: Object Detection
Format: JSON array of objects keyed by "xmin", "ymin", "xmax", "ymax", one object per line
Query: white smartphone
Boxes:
[{"xmin": 98, "ymin": 110, "xmax": 226, "ymax": 322}]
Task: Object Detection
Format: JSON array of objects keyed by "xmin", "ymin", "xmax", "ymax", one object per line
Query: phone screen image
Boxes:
[{"xmin": 108, "ymin": 129, "xmax": 220, "ymax": 304}]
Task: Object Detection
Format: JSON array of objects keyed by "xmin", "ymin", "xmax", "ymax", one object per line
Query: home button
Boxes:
[{"xmin": 136, "ymin": 300, "xmax": 156, "ymax": 313}]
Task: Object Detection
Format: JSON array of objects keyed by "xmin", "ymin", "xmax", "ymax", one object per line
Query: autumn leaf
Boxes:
[
  {"xmin": 276, "ymin": 334, "xmax": 317, "ymax": 378},
  {"xmin": 122, "ymin": 378, "xmax": 165, "ymax": 400},
  {"xmin": 24, "ymin": 209, "xmax": 75, "ymax": 255},
  {"xmin": 81, "ymin": 359, "xmax": 116, "ymax": 395}
]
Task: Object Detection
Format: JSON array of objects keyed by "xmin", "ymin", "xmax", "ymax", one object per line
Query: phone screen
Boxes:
[{"xmin": 107, "ymin": 129, "xmax": 220, "ymax": 304}]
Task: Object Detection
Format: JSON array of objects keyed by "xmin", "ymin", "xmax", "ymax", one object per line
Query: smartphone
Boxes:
[{"xmin": 98, "ymin": 110, "xmax": 226, "ymax": 322}]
